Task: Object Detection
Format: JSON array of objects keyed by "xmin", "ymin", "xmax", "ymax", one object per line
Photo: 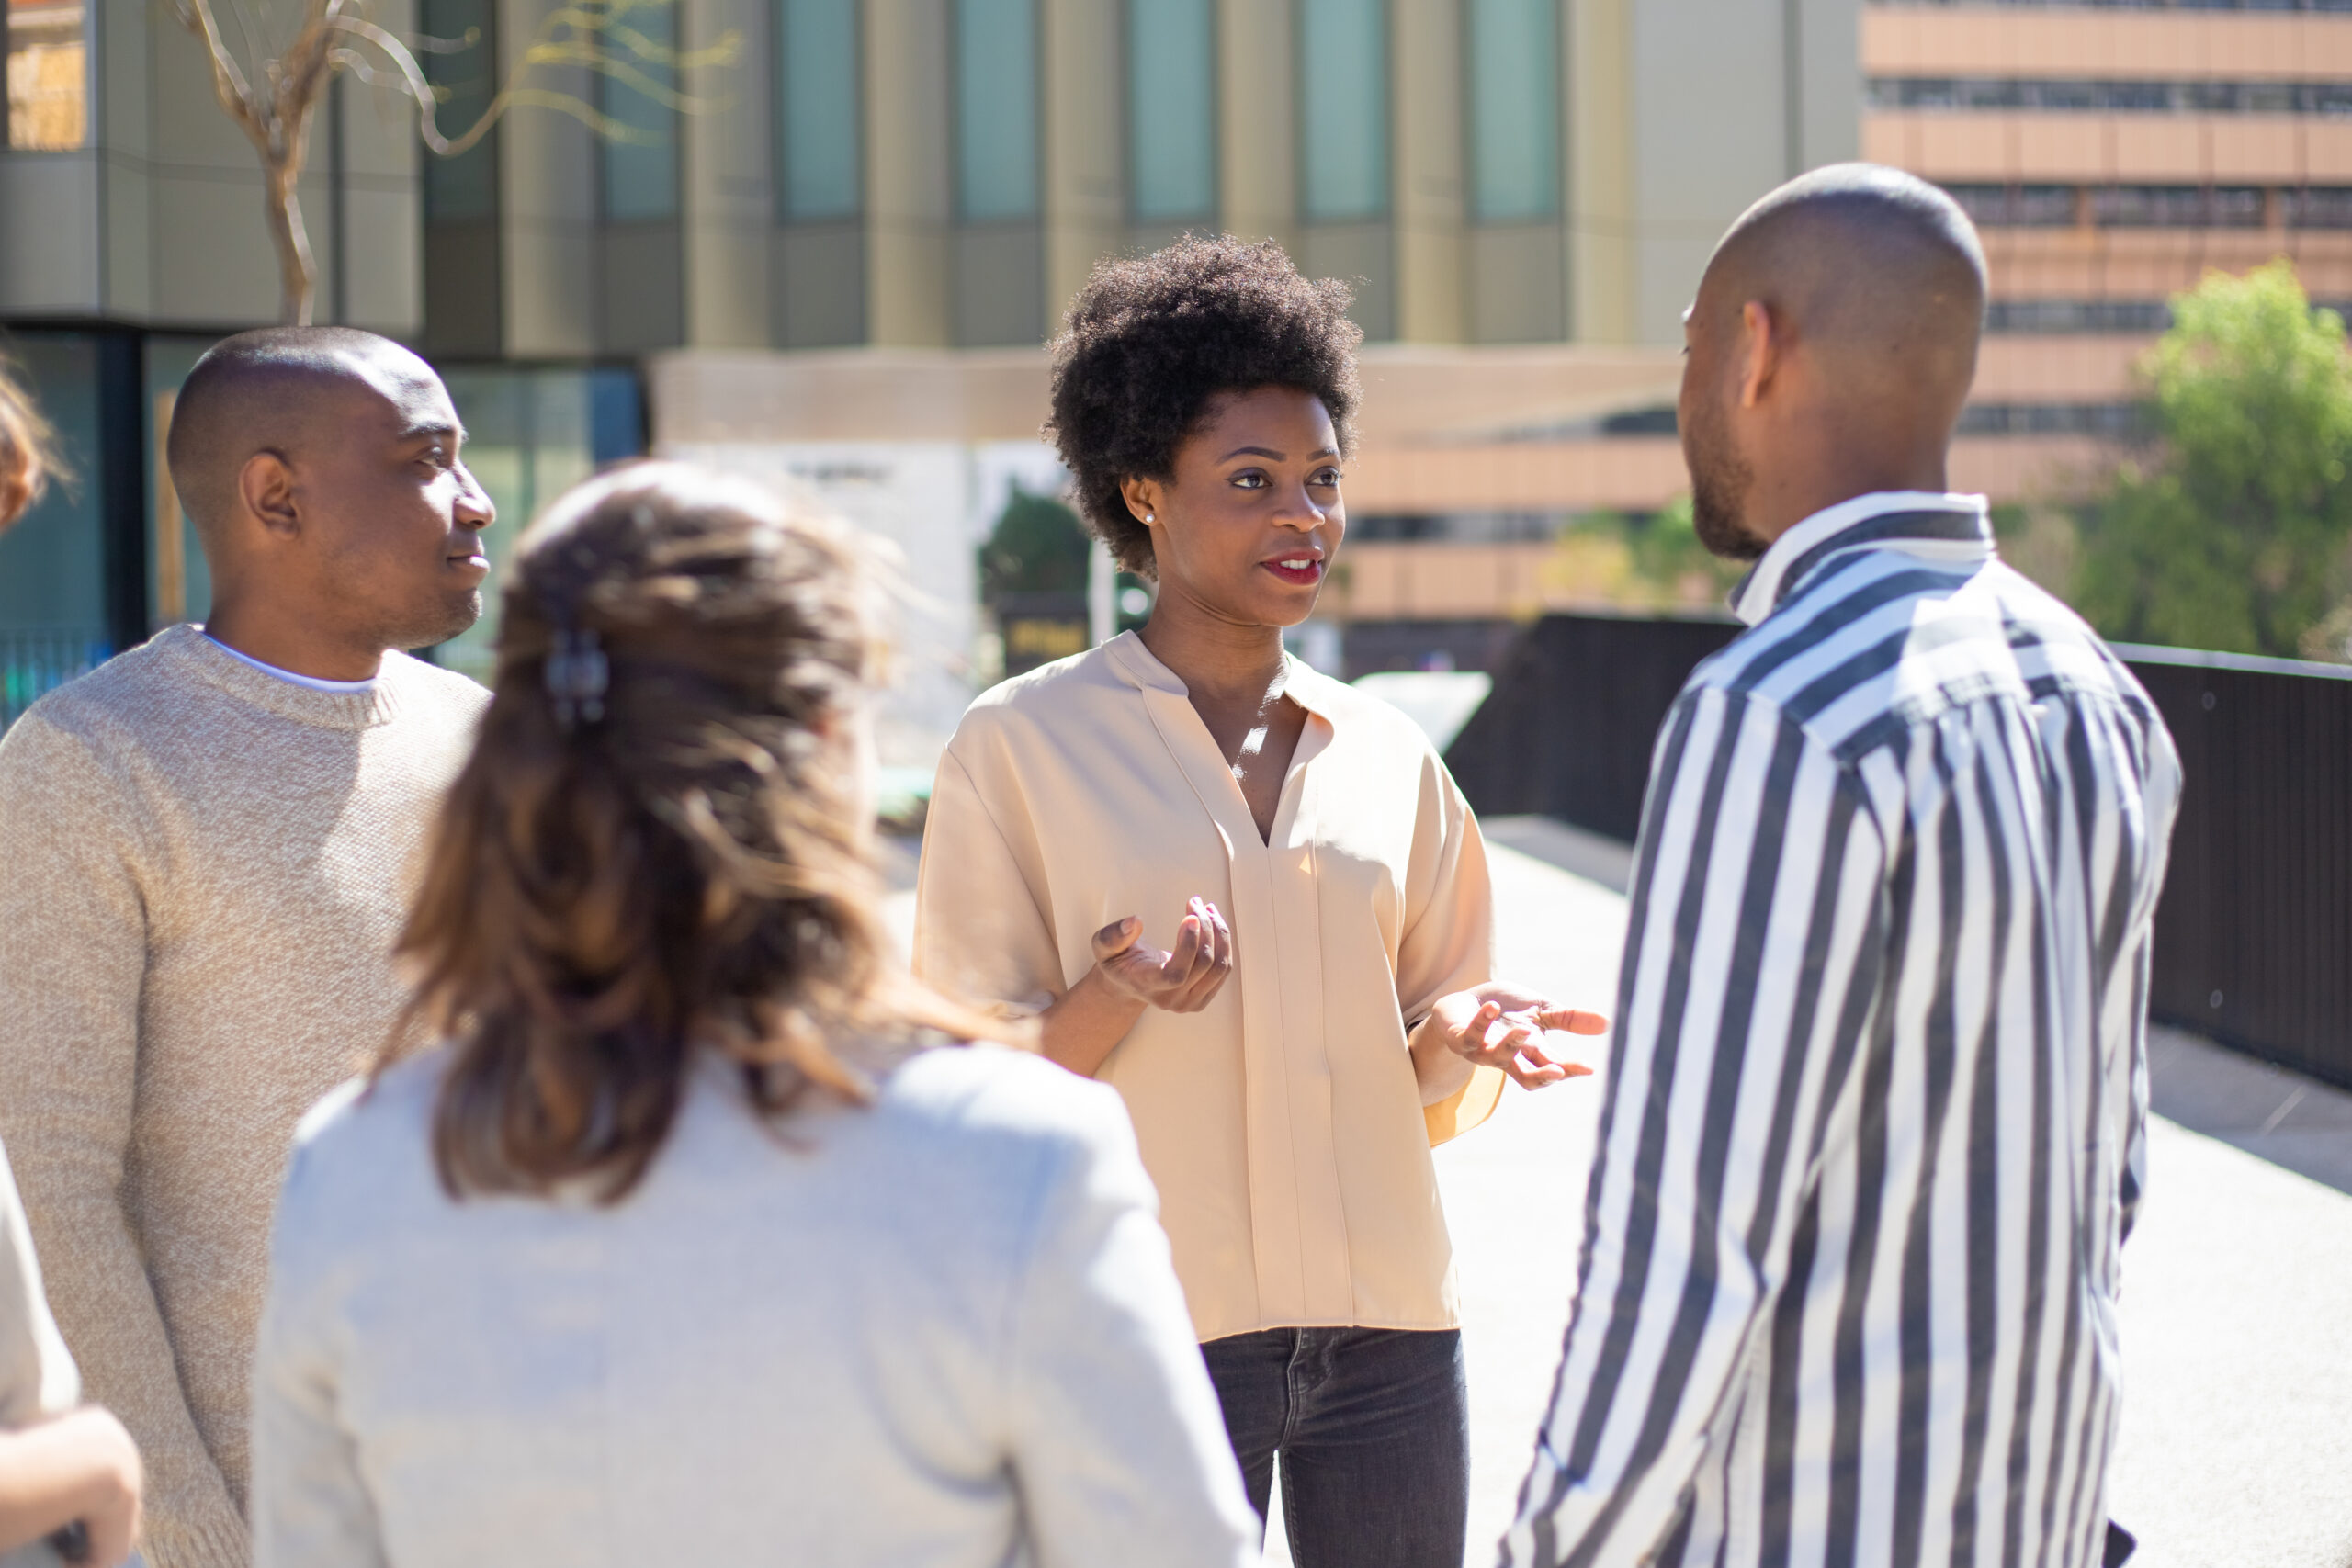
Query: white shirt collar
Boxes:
[
  {"xmin": 1728, "ymin": 491, "xmax": 1992, "ymax": 627},
  {"xmin": 203, "ymin": 633, "xmax": 380, "ymax": 694}
]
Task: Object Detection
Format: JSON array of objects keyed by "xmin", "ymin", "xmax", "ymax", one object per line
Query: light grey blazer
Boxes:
[{"xmin": 252, "ymin": 1043, "xmax": 1260, "ymax": 1568}]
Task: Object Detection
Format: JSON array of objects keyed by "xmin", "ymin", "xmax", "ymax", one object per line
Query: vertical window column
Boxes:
[
  {"xmin": 1126, "ymin": 0, "xmax": 1216, "ymax": 238},
  {"xmin": 777, "ymin": 0, "xmax": 859, "ymax": 220},
  {"xmin": 1297, "ymin": 0, "xmax": 1394, "ymax": 339},
  {"xmin": 1464, "ymin": 0, "xmax": 1563, "ymax": 341},
  {"xmin": 1467, "ymin": 0, "xmax": 1556, "ymax": 224},
  {"xmin": 601, "ymin": 0, "xmax": 682, "ymax": 221},
  {"xmin": 596, "ymin": 0, "xmax": 685, "ymax": 351},
  {"xmin": 774, "ymin": 0, "xmax": 865, "ymax": 345},
  {"xmin": 420, "ymin": 0, "xmax": 503, "ymax": 355},
  {"xmin": 952, "ymin": 0, "xmax": 1044, "ymax": 344}
]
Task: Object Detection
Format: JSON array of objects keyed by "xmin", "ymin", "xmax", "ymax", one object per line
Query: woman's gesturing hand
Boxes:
[
  {"xmin": 1036, "ymin": 897, "xmax": 1235, "ymax": 1078},
  {"xmin": 1417, "ymin": 980, "xmax": 1607, "ymax": 1091},
  {"xmin": 1091, "ymin": 897, "xmax": 1234, "ymax": 1014}
]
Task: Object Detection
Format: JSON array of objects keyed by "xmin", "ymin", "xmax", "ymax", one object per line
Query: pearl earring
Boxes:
[{"xmin": 1145, "ymin": 512, "xmax": 1156, "ymax": 522}]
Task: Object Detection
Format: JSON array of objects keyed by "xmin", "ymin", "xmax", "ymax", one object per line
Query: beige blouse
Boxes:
[{"xmin": 913, "ymin": 632, "xmax": 1503, "ymax": 1343}]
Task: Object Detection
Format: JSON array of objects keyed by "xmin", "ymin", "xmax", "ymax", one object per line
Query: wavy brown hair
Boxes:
[
  {"xmin": 386, "ymin": 461, "xmax": 1004, "ymax": 1201},
  {"xmin": 0, "ymin": 357, "xmax": 60, "ymax": 532}
]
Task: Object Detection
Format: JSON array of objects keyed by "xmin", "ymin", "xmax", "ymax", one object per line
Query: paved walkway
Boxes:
[{"xmin": 884, "ymin": 824, "xmax": 2352, "ymax": 1567}]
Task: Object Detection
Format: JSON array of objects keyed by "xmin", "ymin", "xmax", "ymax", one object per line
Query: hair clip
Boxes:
[{"xmin": 546, "ymin": 626, "xmax": 609, "ymax": 731}]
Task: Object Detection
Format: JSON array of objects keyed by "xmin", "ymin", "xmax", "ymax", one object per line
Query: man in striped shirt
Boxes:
[{"xmin": 1504, "ymin": 165, "xmax": 2180, "ymax": 1568}]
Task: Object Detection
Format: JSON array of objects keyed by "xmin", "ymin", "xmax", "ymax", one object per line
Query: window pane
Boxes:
[
  {"xmin": 422, "ymin": 0, "xmax": 497, "ymax": 222},
  {"xmin": 432, "ymin": 368, "xmax": 605, "ymax": 684},
  {"xmin": 1299, "ymin": 0, "xmax": 1387, "ymax": 222},
  {"xmin": 5, "ymin": 0, "xmax": 85, "ymax": 149},
  {"xmin": 956, "ymin": 0, "xmax": 1037, "ymax": 222},
  {"xmin": 146, "ymin": 336, "xmax": 216, "ymax": 631},
  {"xmin": 1466, "ymin": 0, "xmax": 1556, "ymax": 222},
  {"xmin": 602, "ymin": 0, "xmax": 680, "ymax": 223},
  {"xmin": 1128, "ymin": 0, "xmax": 1215, "ymax": 221},
  {"xmin": 778, "ymin": 0, "xmax": 859, "ymax": 220}
]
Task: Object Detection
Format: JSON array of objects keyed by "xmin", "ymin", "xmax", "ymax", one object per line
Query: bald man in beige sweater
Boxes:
[{"xmin": 0, "ymin": 328, "xmax": 495, "ymax": 1568}]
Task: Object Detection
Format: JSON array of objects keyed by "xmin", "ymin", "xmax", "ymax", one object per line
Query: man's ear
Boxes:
[
  {"xmin": 238, "ymin": 451, "xmax": 300, "ymax": 541},
  {"xmin": 1736, "ymin": 299, "xmax": 1780, "ymax": 412}
]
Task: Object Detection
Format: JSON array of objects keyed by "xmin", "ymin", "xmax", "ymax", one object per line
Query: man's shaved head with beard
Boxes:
[
  {"xmin": 167, "ymin": 326, "xmax": 493, "ymax": 680},
  {"xmin": 1677, "ymin": 164, "xmax": 1987, "ymax": 561}
]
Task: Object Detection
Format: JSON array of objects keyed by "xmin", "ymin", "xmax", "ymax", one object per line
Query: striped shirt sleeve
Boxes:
[{"xmin": 1505, "ymin": 685, "xmax": 1890, "ymax": 1568}]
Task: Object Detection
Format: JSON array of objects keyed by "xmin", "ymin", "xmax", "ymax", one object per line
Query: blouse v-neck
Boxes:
[{"xmin": 1129, "ymin": 641, "xmax": 1330, "ymax": 851}]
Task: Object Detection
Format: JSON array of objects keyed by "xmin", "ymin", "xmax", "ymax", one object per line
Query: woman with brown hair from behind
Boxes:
[{"xmin": 246, "ymin": 461, "xmax": 1259, "ymax": 1568}]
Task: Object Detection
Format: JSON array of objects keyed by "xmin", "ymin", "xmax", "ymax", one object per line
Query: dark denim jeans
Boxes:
[{"xmin": 1199, "ymin": 1326, "xmax": 1469, "ymax": 1568}]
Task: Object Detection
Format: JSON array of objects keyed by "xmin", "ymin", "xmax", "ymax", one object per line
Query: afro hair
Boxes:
[{"xmin": 1044, "ymin": 235, "xmax": 1363, "ymax": 578}]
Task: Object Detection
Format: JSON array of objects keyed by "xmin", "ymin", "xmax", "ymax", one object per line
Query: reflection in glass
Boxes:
[
  {"xmin": 5, "ymin": 0, "xmax": 85, "ymax": 149},
  {"xmin": 956, "ymin": 0, "xmax": 1037, "ymax": 222},
  {"xmin": 601, "ymin": 0, "xmax": 680, "ymax": 223},
  {"xmin": 1467, "ymin": 0, "xmax": 1556, "ymax": 223},
  {"xmin": 778, "ymin": 0, "xmax": 859, "ymax": 220},
  {"xmin": 432, "ymin": 367, "xmax": 644, "ymax": 683},
  {"xmin": 1298, "ymin": 0, "xmax": 1386, "ymax": 223},
  {"xmin": 1127, "ymin": 0, "xmax": 1215, "ymax": 222}
]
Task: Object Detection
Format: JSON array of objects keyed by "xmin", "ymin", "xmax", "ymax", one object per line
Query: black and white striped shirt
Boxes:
[{"xmin": 1504, "ymin": 493, "xmax": 2181, "ymax": 1568}]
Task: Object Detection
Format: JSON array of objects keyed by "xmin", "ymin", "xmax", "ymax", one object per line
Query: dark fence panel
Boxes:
[
  {"xmin": 1444, "ymin": 614, "xmax": 1738, "ymax": 842},
  {"xmin": 1446, "ymin": 615, "xmax": 2352, "ymax": 1092},
  {"xmin": 2121, "ymin": 647, "xmax": 2352, "ymax": 1091}
]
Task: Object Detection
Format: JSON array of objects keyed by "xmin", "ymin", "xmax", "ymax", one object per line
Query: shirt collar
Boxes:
[
  {"xmin": 1101, "ymin": 628, "xmax": 1341, "ymax": 721},
  {"xmin": 1728, "ymin": 491, "xmax": 1994, "ymax": 627},
  {"xmin": 164, "ymin": 623, "xmax": 405, "ymax": 731}
]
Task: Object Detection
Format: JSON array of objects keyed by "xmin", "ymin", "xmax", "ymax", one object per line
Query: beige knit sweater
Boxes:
[{"xmin": 0, "ymin": 625, "xmax": 487, "ymax": 1568}]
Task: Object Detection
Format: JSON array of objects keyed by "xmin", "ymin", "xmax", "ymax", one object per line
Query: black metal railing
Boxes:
[{"xmin": 1445, "ymin": 614, "xmax": 2352, "ymax": 1092}]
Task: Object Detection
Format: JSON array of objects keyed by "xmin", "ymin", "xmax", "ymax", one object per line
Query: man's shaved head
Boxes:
[
  {"xmin": 165, "ymin": 325, "xmax": 493, "ymax": 675},
  {"xmin": 1679, "ymin": 164, "xmax": 1988, "ymax": 558},
  {"xmin": 167, "ymin": 327, "xmax": 440, "ymax": 544}
]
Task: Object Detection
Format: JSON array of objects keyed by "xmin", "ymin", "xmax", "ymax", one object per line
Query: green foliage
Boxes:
[
  {"xmin": 978, "ymin": 486, "xmax": 1091, "ymax": 601},
  {"xmin": 1541, "ymin": 499, "xmax": 1744, "ymax": 613},
  {"xmin": 2075, "ymin": 261, "xmax": 2352, "ymax": 658},
  {"xmin": 1628, "ymin": 496, "xmax": 1741, "ymax": 595}
]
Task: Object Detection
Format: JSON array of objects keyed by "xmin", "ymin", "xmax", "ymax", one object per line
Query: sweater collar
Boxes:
[
  {"xmin": 1728, "ymin": 491, "xmax": 1993, "ymax": 627},
  {"xmin": 160, "ymin": 624, "xmax": 410, "ymax": 731}
]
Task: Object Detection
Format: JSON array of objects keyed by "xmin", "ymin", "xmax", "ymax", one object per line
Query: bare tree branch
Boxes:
[{"xmin": 169, "ymin": 0, "xmax": 739, "ymax": 323}]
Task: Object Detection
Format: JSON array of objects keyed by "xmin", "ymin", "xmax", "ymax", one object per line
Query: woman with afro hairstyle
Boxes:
[{"xmin": 914, "ymin": 236, "xmax": 1609, "ymax": 1566}]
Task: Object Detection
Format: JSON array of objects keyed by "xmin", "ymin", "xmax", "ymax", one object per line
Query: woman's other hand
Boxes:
[
  {"xmin": 1091, "ymin": 898, "xmax": 1234, "ymax": 1015},
  {"xmin": 0, "ymin": 1404, "xmax": 143, "ymax": 1566},
  {"xmin": 1037, "ymin": 898, "xmax": 1235, "ymax": 1078},
  {"xmin": 1414, "ymin": 981, "xmax": 1606, "ymax": 1092}
]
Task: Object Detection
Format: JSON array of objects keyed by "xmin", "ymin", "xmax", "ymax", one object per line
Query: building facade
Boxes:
[{"xmin": 8, "ymin": 0, "xmax": 2352, "ymax": 720}]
